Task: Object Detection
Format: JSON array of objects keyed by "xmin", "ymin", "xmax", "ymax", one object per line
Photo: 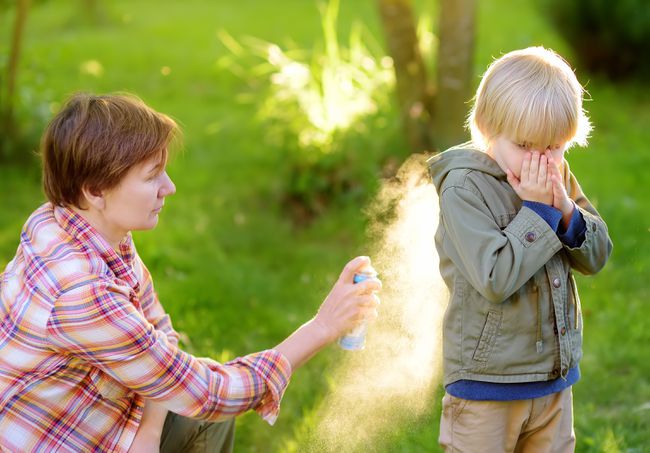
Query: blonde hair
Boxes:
[
  {"xmin": 41, "ymin": 93, "xmax": 179, "ymax": 208},
  {"xmin": 468, "ymin": 46, "xmax": 592, "ymax": 151}
]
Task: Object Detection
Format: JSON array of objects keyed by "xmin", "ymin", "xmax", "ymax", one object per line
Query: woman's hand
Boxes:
[
  {"xmin": 313, "ymin": 256, "xmax": 382, "ymax": 344},
  {"xmin": 127, "ymin": 400, "xmax": 167, "ymax": 453},
  {"xmin": 127, "ymin": 427, "xmax": 161, "ymax": 453},
  {"xmin": 274, "ymin": 256, "xmax": 381, "ymax": 371},
  {"xmin": 507, "ymin": 151, "xmax": 553, "ymax": 205}
]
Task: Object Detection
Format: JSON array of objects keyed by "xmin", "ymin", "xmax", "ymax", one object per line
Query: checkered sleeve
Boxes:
[
  {"xmin": 134, "ymin": 256, "xmax": 180, "ymax": 347},
  {"xmin": 45, "ymin": 280, "xmax": 292, "ymax": 424}
]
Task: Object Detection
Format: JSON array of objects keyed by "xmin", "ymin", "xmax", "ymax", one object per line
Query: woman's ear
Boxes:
[{"xmin": 80, "ymin": 185, "xmax": 106, "ymax": 211}]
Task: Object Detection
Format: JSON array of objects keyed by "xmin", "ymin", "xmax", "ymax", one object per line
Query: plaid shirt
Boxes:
[{"xmin": 0, "ymin": 203, "xmax": 292, "ymax": 452}]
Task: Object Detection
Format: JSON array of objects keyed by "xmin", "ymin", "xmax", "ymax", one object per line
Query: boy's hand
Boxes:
[
  {"xmin": 546, "ymin": 152, "xmax": 574, "ymax": 228},
  {"xmin": 506, "ymin": 151, "xmax": 553, "ymax": 205}
]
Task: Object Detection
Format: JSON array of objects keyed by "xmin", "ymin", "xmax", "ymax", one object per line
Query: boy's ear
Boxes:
[{"xmin": 80, "ymin": 185, "xmax": 106, "ymax": 210}]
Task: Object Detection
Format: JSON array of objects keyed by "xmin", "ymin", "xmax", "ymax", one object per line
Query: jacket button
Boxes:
[
  {"xmin": 591, "ymin": 223, "xmax": 597, "ymax": 232},
  {"xmin": 525, "ymin": 232, "xmax": 536, "ymax": 242},
  {"xmin": 551, "ymin": 368, "xmax": 560, "ymax": 377},
  {"xmin": 561, "ymin": 327, "xmax": 566, "ymax": 336},
  {"xmin": 552, "ymin": 278, "xmax": 561, "ymax": 288}
]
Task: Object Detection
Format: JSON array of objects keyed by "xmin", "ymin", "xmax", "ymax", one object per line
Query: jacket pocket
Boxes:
[{"xmin": 472, "ymin": 310, "xmax": 502, "ymax": 362}]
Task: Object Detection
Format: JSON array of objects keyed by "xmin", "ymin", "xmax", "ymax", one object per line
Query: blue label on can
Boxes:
[
  {"xmin": 353, "ymin": 271, "xmax": 376, "ymax": 284},
  {"xmin": 338, "ymin": 331, "xmax": 367, "ymax": 350},
  {"xmin": 338, "ymin": 270, "xmax": 376, "ymax": 351}
]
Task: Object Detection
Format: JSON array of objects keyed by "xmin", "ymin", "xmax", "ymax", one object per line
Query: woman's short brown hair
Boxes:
[{"xmin": 41, "ymin": 92, "xmax": 179, "ymax": 208}]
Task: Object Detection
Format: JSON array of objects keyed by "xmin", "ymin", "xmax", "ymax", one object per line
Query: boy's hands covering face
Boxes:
[
  {"xmin": 506, "ymin": 151, "xmax": 553, "ymax": 205},
  {"xmin": 507, "ymin": 151, "xmax": 575, "ymax": 228}
]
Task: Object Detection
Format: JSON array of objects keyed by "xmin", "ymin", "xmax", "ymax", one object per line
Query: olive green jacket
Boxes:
[{"xmin": 428, "ymin": 148, "xmax": 612, "ymax": 387}]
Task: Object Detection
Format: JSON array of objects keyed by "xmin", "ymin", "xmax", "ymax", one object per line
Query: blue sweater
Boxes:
[{"xmin": 447, "ymin": 201, "xmax": 586, "ymax": 401}]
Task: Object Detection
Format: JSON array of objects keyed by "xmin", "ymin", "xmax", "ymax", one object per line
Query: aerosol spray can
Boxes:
[{"xmin": 338, "ymin": 268, "xmax": 378, "ymax": 350}]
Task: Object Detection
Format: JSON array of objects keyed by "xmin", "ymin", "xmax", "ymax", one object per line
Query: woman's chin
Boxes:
[
  {"xmin": 148, "ymin": 216, "xmax": 160, "ymax": 229},
  {"xmin": 133, "ymin": 216, "xmax": 160, "ymax": 232}
]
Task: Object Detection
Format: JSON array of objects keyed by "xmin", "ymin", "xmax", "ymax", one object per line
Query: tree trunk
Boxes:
[
  {"xmin": 81, "ymin": 0, "xmax": 106, "ymax": 24},
  {"xmin": 433, "ymin": 0, "xmax": 476, "ymax": 151},
  {"xmin": 1, "ymin": 0, "xmax": 31, "ymax": 153},
  {"xmin": 377, "ymin": 0, "xmax": 434, "ymax": 154}
]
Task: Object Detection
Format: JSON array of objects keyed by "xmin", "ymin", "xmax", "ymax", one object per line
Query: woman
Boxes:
[{"xmin": 0, "ymin": 93, "xmax": 381, "ymax": 452}]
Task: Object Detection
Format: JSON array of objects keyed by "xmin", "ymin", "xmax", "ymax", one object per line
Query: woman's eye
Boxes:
[{"xmin": 146, "ymin": 167, "xmax": 165, "ymax": 181}]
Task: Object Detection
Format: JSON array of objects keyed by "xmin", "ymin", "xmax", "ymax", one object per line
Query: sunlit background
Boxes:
[{"xmin": 1, "ymin": 0, "xmax": 648, "ymax": 451}]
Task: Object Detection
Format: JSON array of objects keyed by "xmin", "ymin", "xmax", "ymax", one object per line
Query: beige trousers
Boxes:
[{"xmin": 439, "ymin": 388, "xmax": 575, "ymax": 453}]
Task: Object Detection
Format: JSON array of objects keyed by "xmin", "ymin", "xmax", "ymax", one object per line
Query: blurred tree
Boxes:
[
  {"xmin": 377, "ymin": 0, "xmax": 434, "ymax": 153},
  {"xmin": 434, "ymin": 0, "xmax": 476, "ymax": 150},
  {"xmin": 1, "ymin": 0, "xmax": 31, "ymax": 160},
  {"xmin": 80, "ymin": 0, "xmax": 108, "ymax": 25},
  {"xmin": 377, "ymin": 0, "xmax": 477, "ymax": 153}
]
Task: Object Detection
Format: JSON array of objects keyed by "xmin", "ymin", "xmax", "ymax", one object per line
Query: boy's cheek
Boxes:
[
  {"xmin": 509, "ymin": 156, "xmax": 525, "ymax": 178},
  {"xmin": 508, "ymin": 165, "xmax": 521, "ymax": 179}
]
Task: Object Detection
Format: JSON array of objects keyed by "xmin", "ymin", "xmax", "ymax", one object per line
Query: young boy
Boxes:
[
  {"xmin": 0, "ymin": 93, "xmax": 381, "ymax": 452},
  {"xmin": 428, "ymin": 47, "xmax": 612, "ymax": 451}
]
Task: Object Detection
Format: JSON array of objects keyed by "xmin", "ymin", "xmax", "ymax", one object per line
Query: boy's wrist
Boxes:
[
  {"xmin": 523, "ymin": 200, "xmax": 562, "ymax": 232},
  {"xmin": 521, "ymin": 194, "xmax": 552, "ymax": 205},
  {"xmin": 559, "ymin": 201, "xmax": 575, "ymax": 230}
]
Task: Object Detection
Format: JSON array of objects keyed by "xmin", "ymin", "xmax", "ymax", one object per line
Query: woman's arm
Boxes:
[
  {"xmin": 46, "ymin": 257, "xmax": 380, "ymax": 425},
  {"xmin": 128, "ymin": 401, "xmax": 168, "ymax": 453}
]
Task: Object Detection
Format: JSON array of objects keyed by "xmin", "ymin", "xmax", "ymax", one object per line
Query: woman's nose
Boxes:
[{"xmin": 160, "ymin": 172, "xmax": 176, "ymax": 197}]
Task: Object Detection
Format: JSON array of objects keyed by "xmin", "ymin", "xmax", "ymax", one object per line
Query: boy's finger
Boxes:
[
  {"xmin": 538, "ymin": 154, "xmax": 548, "ymax": 184},
  {"xmin": 520, "ymin": 153, "xmax": 531, "ymax": 182},
  {"xmin": 529, "ymin": 152, "xmax": 540, "ymax": 181},
  {"xmin": 506, "ymin": 169, "xmax": 520, "ymax": 189},
  {"xmin": 546, "ymin": 153, "xmax": 564, "ymax": 180},
  {"xmin": 551, "ymin": 175, "xmax": 566, "ymax": 196}
]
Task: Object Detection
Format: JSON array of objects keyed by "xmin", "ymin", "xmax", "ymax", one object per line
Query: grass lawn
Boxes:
[{"xmin": 1, "ymin": 0, "xmax": 648, "ymax": 451}]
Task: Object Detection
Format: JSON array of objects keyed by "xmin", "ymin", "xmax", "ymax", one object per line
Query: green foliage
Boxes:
[
  {"xmin": 0, "ymin": 80, "xmax": 52, "ymax": 164},
  {"xmin": 538, "ymin": 0, "xmax": 650, "ymax": 79},
  {"xmin": 218, "ymin": 0, "xmax": 401, "ymax": 224}
]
